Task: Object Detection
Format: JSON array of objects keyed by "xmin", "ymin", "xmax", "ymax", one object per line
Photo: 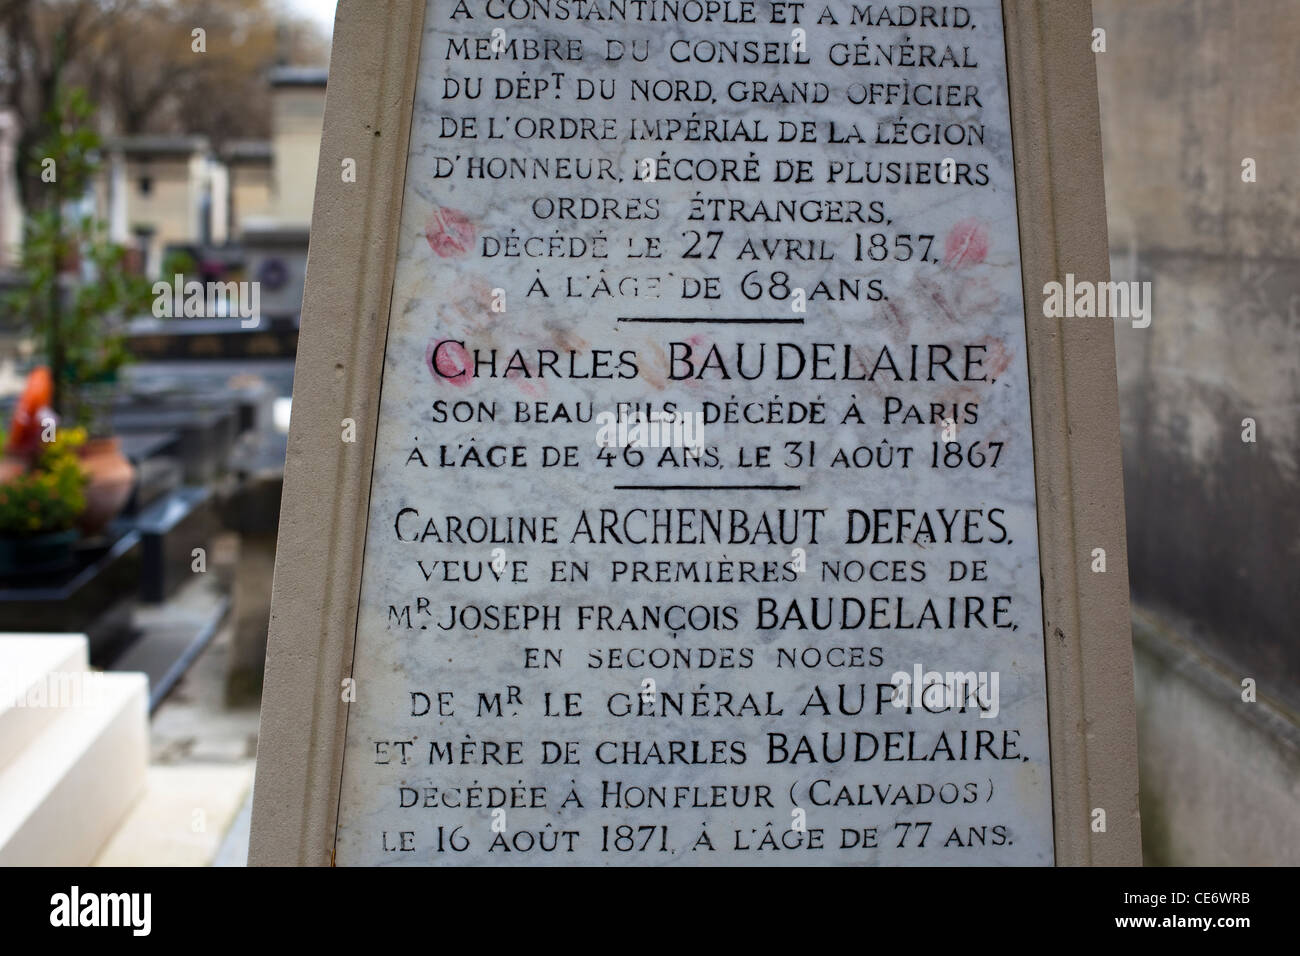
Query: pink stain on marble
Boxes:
[
  {"xmin": 944, "ymin": 219, "xmax": 989, "ymax": 267},
  {"xmin": 425, "ymin": 206, "xmax": 475, "ymax": 258}
]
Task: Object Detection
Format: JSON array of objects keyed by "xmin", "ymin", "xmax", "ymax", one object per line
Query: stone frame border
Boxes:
[
  {"xmin": 1003, "ymin": 0, "xmax": 1141, "ymax": 865},
  {"xmin": 248, "ymin": 0, "xmax": 428, "ymax": 866},
  {"xmin": 249, "ymin": 0, "xmax": 1141, "ymax": 866}
]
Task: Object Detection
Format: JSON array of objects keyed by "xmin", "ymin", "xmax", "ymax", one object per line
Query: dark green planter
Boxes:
[{"xmin": 0, "ymin": 529, "xmax": 80, "ymax": 578}]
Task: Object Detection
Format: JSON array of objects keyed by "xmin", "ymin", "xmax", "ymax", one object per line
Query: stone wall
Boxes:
[{"xmin": 1093, "ymin": 0, "xmax": 1300, "ymax": 864}]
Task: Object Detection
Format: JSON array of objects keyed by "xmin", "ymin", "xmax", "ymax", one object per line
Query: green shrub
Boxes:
[{"xmin": 0, "ymin": 428, "xmax": 88, "ymax": 536}]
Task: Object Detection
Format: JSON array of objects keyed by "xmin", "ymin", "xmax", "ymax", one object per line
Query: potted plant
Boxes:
[
  {"xmin": 0, "ymin": 420, "xmax": 88, "ymax": 577},
  {"xmin": 5, "ymin": 88, "xmax": 151, "ymax": 537}
]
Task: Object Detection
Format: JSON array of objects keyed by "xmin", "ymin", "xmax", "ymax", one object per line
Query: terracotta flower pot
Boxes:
[{"xmin": 78, "ymin": 436, "xmax": 136, "ymax": 536}]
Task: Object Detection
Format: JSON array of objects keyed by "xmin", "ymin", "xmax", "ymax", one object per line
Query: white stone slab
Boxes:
[
  {"xmin": 0, "ymin": 634, "xmax": 90, "ymax": 772},
  {"xmin": 0, "ymin": 671, "xmax": 148, "ymax": 866}
]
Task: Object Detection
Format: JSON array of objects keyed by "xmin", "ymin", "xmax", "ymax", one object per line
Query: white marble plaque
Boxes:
[{"xmin": 334, "ymin": 0, "xmax": 1055, "ymax": 864}]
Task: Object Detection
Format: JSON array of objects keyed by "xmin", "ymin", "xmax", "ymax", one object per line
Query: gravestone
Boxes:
[{"xmin": 251, "ymin": 0, "xmax": 1140, "ymax": 865}]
